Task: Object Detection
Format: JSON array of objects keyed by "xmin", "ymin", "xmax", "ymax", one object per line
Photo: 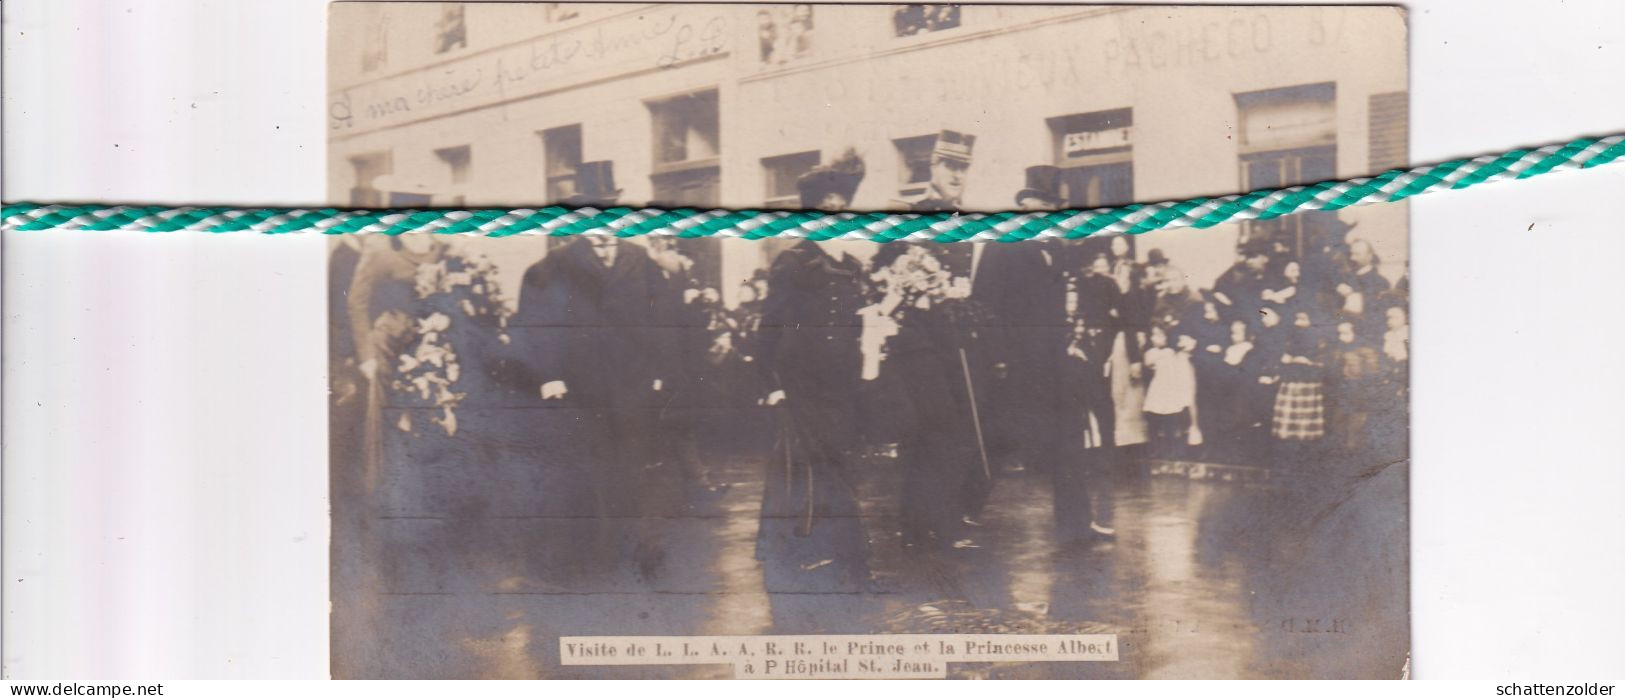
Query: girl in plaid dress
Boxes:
[{"xmin": 1271, "ymin": 310, "xmax": 1329, "ymax": 462}]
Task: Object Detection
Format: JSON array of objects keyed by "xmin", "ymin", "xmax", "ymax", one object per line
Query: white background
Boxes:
[{"xmin": 4, "ymin": 0, "xmax": 1624, "ymax": 681}]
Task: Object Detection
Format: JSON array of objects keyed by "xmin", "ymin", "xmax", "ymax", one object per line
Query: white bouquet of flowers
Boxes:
[
  {"xmin": 861, "ymin": 247, "xmax": 979, "ymax": 377},
  {"xmin": 389, "ymin": 252, "xmax": 512, "ymax": 436},
  {"xmin": 868, "ymin": 246, "xmax": 970, "ymax": 318}
]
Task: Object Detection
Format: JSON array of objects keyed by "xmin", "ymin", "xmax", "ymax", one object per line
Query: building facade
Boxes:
[{"xmin": 328, "ymin": 3, "xmax": 1408, "ymax": 302}]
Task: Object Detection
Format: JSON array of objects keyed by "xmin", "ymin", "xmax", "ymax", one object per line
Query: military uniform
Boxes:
[
  {"xmin": 893, "ymin": 184, "xmax": 960, "ymax": 213},
  {"xmin": 889, "ymin": 129, "xmax": 991, "ymax": 550}
]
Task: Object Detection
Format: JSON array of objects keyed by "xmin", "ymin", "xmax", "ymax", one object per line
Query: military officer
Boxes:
[
  {"xmin": 875, "ymin": 130, "xmax": 977, "ymax": 277},
  {"xmin": 894, "ymin": 129, "xmax": 975, "ymax": 213}
]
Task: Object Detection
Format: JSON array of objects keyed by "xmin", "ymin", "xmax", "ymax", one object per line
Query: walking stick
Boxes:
[
  {"xmin": 771, "ymin": 370, "xmax": 816, "ymax": 538},
  {"xmin": 780, "ymin": 402, "xmax": 816, "ymax": 538},
  {"xmin": 959, "ymin": 347, "xmax": 993, "ymax": 480}
]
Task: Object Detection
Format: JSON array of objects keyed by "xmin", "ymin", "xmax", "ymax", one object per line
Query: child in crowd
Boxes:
[
  {"xmin": 1272, "ymin": 310, "xmax": 1328, "ymax": 471},
  {"xmin": 1213, "ymin": 320, "xmax": 1259, "ymax": 464},
  {"xmin": 1330, "ymin": 320, "xmax": 1382, "ymax": 460},
  {"xmin": 1383, "ymin": 306, "xmax": 1409, "ymax": 366},
  {"xmin": 1142, "ymin": 325, "xmax": 1197, "ymax": 460}
]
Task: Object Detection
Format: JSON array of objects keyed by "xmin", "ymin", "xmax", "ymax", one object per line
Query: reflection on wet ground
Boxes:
[{"xmin": 334, "ymin": 446, "xmax": 1407, "ymax": 679}]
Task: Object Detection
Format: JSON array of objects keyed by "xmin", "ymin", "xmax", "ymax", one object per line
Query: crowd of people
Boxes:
[
  {"xmin": 331, "ymin": 132, "xmax": 1409, "ymax": 621},
  {"xmin": 740, "ymin": 133, "xmax": 1410, "ymax": 599}
]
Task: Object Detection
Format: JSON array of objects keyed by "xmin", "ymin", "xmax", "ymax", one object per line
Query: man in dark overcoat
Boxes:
[
  {"xmin": 500, "ymin": 161, "xmax": 671, "ymax": 582},
  {"xmin": 960, "ymin": 167, "xmax": 1074, "ymax": 526}
]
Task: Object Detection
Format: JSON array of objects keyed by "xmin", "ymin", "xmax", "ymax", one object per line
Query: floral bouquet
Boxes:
[
  {"xmin": 411, "ymin": 252, "xmax": 510, "ymax": 330},
  {"xmin": 868, "ymin": 246, "xmax": 970, "ymax": 319},
  {"xmin": 863, "ymin": 247, "xmax": 986, "ymax": 373},
  {"xmin": 389, "ymin": 252, "xmax": 511, "ymax": 436}
]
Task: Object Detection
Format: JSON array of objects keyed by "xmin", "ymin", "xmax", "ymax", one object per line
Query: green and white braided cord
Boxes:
[{"xmin": 4, "ymin": 134, "xmax": 1621, "ymax": 242}]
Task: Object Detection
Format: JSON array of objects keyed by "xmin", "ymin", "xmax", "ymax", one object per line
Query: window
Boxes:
[
  {"xmin": 651, "ymin": 169, "xmax": 721, "ymax": 208},
  {"xmin": 893, "ymin": 134, "xmax": 937, "ymax": 198},
  {"xmin": 361, "ymin": 17, "xmax": 389, "ymax": 73},
  {"xmin": 648, "ymin": 91, "xmax": 723, "ymax": 293},
  {"xmin": 1047, "ymin": 108, "xmax": 1135, "ymax": 209},
  {"xmin": 542, "ymin": 3, "xmax": 580, "ymax": 23},
  {"xmin": 893, "ymin": 4, "xmax": 961, "ymax": 37},
  {"xmin": 648, "ymin": 90, "xmax": 721, "ymax": 206},
  {"xmin": 761, "ymin": 151, "xmax": 820, "ymax": 208},
  {"xmin": 1235, "ymin": 83, "xmax": 1337, "ymax": 185},
  {"xmin": 434, "ymin": 145, "xmax": 472, "ymax": 206},
  {"xmin": 1234, "ymin": 83, "xmax": 1338, "ymax": 254},
  {"xmin": 650, "ymin": 91, "xmax": 721, "ymax": 168},
  {"xmin": 388, "ymin": 191, "xmax": 434, "ymax": 208},
  {"xmin": 542, "ymin": 125, "xmax": 583, "ymax": 203},
  {"xmin": 1368, "ymin": 91, "xmax": 1409, "ymax": 172},
  {"xmin": 348, "ymin": 152, "xmax": 393, "ymax": 207},
  {"xmin": 755, "ymin": 4, "xmax": 816, "ymax": 66},
  {"xmin": 1241, "ymin": 146, "xmax": 1335, "ymax": 189},
  {"xmin": 434, "ymin": 4, "xmax": 468, "ymax": 54}
]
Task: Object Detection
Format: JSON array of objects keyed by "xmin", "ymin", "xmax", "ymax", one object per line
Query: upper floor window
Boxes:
[
  {"xmin": 1235, "ymin": 83, "xmax": 1337, "ymax": 190},
  {"xmin": 761, "ymin": 151, "xmax": 820, "ymax": 208},
  {"xmin": 348, "ymin": 152, "xmax": 393, "ymax": 208},
  {"xmin": 541, "ymin": 124, "xmax": 584, "ymax": 203},
  {"xmin": 756, "ymin": 4, "xmax": 816, "ymax": 66},
  {"xmin": 361, "ymin": 17, "xmax": 389, "ymax": 73},
  {"xmin": 648, "ymin": 90, "xmax": 722, "ymax": 208},
  {"xmin": 434, "ymin": 145, "xmax": 472, "ymax": 206},
  {"xmin": 543, "ymin": 3, "xmax": 580, "ymax": 24},
  {"xmin": 893, "ymin": 5, "xmax": 961, "ymax": 37},
  {"xmin": 434, "ymin": 4, "xmax": 468, "ymax": 54},
  {"xmin": 1234, "ymin": 83, "xmax": 1339, "ymax": 254},
  {"xmin": 650, "ymin": 91, "xmax": 721, "ymax": 168},
  {"xmin": 893, "ymin": 134, "xmax": 937, "ymax": 198}
]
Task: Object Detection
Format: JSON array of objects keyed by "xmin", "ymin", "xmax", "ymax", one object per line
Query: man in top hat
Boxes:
[
  {"xmin": 560, "ymin": 160, "xmax": 623, "ymax": 208},
  {"xmin": 953, "ymin": 165, "xmax": 1075, "ymax": 530},
  {"xmin": 897, "ymin": 130, "xmax": 975, "ymax": 213},
  {"xmin": 502, "ymin": 159, "xmax": 673, "ymax": 583},
  {"xmin": 1015, "ymin": 164, "xmax": 1065, "ymax": 211},
  {"xmin": 1212, "ymin": 238, "xmax": 1274, "ymax": 326}
]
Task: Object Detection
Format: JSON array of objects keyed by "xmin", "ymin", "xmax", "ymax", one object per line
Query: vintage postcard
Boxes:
[{"xmin": 327, "ymin": 2, "xmax": 1410, "ymax": 678}]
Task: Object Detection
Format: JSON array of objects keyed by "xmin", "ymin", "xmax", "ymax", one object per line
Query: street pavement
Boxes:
[{"xmin": 333, "ymin": 444, "xmax": 1408, "ymax": 679}]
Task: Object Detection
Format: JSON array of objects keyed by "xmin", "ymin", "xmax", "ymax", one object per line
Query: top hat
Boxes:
[
  {"xmin": 1239, "ymin": 238, "xmax": 1273, "ymax": 257},
  {"xmin": 563, "ymin": 161, "xmax": 622, "ymax": 206},
  {"xmin": 1323, "ymin": 212, "xmax": 1360, "ymax": 238},
  {"xmin": 931, "ymin": 130, "xmax": 976, "ymax": 164},
  {"xmin": 1014, "ymin": 165, "xmax": 1064, "ymax": 206},
  {"xmin": 796, "ymin": 149, "xmax": 867, "ymax": 209}
]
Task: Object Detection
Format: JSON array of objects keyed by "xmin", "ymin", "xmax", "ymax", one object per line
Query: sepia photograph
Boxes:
[{"xmin": 326, "ymin": 2, "xmax": 1411, "ymax": 679}]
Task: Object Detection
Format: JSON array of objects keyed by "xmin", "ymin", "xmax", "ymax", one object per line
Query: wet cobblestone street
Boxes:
[{"xmin": 335, "ymin": 442, "xmax": 1407, "ymax": 679}]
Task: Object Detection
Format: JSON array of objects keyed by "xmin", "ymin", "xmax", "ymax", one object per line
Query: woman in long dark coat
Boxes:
[
  {"xmin": 754, "ymin": 155, "xmax": 874, "ymax": 632},
  {"xmin": 755, "ymin": 240, "xmax": 872, "ymax": 628}
]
